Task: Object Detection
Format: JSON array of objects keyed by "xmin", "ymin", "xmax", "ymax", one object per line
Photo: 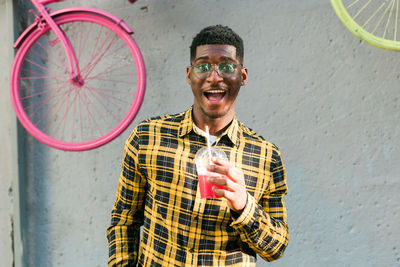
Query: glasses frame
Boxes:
[{"xmin": 189, "ymin": 62, "xmax": 243, "ymax": 79}]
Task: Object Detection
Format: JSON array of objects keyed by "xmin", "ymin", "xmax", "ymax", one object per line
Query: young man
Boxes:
[{"xmin": 107, "ymin": 25, "xmax": 289, "ymax": 266}]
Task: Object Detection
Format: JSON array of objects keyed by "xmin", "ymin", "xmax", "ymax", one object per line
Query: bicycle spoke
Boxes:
[
  {"xmin": 81, "ymin": 86, "xmax": 135, "ymax": 96},
  {"xmin": 82, "ymin": 33, "xmax": 118, "ymax": 79},
  {"xmin": 371, "ymin": 2, "xmax": 392, "ymax": 35},
  {"xmin": 57, "ymin": 87, "xmax": 83, "ymax": 141},
  {"xmin": 346, "ymin": 0, "xmax": 361, "ymax": 9},
  {"xmin": 87, "ymin": 77, "xmax": 137, "ymax": 85},
  {"xmin": 91, "ymin": 71, "xmax": 137, "ymax": 78},
  {"xmin": 81, "ymin": 32, "xmax": 115, "ymax": 77},
  {"xmin": 20, "ymin": 74, "xmax": 66, "ymax": 82},
  {"xmin": 69, "ymin": 19, "xmax": 78, "ymax": 56},
  {"xmin": 77, "ymin": 21, "xmax": 83, "ymax": 60},
  {"xmin": 78, "ymin": 93, "xmax": 86, "ymax": 141},
  {"xmin": 22, "ymin": 81, "xmax": 69, "ymax": 109},
  {"xmin": 19, "ymin": 80, "xmax": 62, "ymax": 91},
  {"xmin": 361, "ymin": 2, "xmax": 386, "ymax": 28},
  {"xmin": 395, "ymin": 0, "xmax": 399, "ymax": 40},
  {"xmin": 96, "ymin": 41, "xmax": 130, "ymax": 63},
  {"xmin": 42, "ymin": 90, "xmax": 73, "ymax": 136},
  {"xmin": 20, "ymin": 66, "xmax": 62, "ymax": 79},
  {"xmin": 20, "ymin": 86, "xmax": 59, "ymax": 100},
  {"xmin": 20, "ymin": 72, "xmax": 67, "ymax": 82},
  {"xmin": 23, "ymin": 58, "xmax": 55, "ymax": 75},
  {"xmin": 353, "ymin": 0, "xmax": 372, "ymax": 20},
  {"xmin": 47, "ymin": 86, "xmax": 74, "ymax": 138},
  {"xmin": 78, "ymin": 22, "xmax": 92, "ymax": 61},
  {"xmin": 31, "ymin": 41, "xmax": 68, "ymax": 72},
  {"xmin": 78, "ymin": 25, "xmax": 106, "ymax": 75},
  {"xmin": 84, "ymin": 84, "xmax": 133, "ymax": 105},
  {"xmin": 80, "ymin": 88, "xmax": 104, "ymax": 137},
  {"xmin": 85, "ymin": 59, "xmax": 134, "ymax": 80},
  {"xmin": 82, "ymin": 89, "xmax": 129, "ymax": 127},
  {"xmin": 34, "ymin": 85, "xmax": 74, "ymax": 129},
  {"xmin": 43, "ymin": 34, "xmax": 69, "ymax": 72},
  {"xmin": 86, "ymin": 61, "xmax": 137, "ymax": 82},
  {"xmin": 21, "ymin": 62, "xmax": 67, "ymax": 83},
  {"xmin": 25, "ymin": 82, "xmax": 69, "ymax": 116},
  {"xmin": 84, "ymin": 84, "xmax": 129, "ymax": 113},
  {"xmin": 71, "ymin": 90, "xmax": 78, "ymax": 141},
  {"xmin": 85, "ymin": 86, "xmax": 121, "ymax": 124},
  {"xmin": 382, "ymin": 0, "xmax": 396, "ymax": 39}
]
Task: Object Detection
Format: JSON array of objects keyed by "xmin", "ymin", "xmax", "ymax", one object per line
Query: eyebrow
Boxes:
[{"xmin": 193, "ymin": 56, "xmax": 236, "ymax": 63}]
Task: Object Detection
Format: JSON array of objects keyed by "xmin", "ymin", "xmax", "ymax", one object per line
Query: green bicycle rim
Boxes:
[{"xmin": 331, "ymin": 0, "xmax": 400, "ymax": 51}]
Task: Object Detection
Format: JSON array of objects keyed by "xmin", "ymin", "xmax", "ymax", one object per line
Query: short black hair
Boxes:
[{"xmin": 190, "ymin": 25, "xmax": 244, "ymax": 62}]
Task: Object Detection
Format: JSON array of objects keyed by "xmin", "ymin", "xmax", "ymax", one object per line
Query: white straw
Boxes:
[{"xmin": 205, "ymin": 125, "xmax": 212, "ymax": 165}]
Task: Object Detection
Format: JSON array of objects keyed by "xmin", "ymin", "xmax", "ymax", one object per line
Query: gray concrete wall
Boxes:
[
  {"xmin": 1, "ymin": 0, "xmax": 399, "ymax": 266},
  {"xmin": 0, "ymin": 0, "xmax": 20, "ymax": 266}
]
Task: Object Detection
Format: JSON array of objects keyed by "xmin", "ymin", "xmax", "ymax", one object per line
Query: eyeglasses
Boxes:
[{"xmin": 190, "ymin": 62, "xmax": 242, "ymax": 79}]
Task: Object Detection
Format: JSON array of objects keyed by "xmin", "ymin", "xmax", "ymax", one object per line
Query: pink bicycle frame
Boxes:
[{"xmin": 15, "ymin": 0, "xmax": 135, "ymax": 85}]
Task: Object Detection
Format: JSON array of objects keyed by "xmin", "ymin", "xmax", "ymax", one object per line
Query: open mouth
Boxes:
[{"xmin": 204, "ymin": 89, "xmax": 226, "ymax": 103}]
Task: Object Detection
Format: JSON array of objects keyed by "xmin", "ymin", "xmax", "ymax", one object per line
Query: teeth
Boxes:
[{"xmin": 206, "ymin": 90, "xmax": 225, "ymax": 93}]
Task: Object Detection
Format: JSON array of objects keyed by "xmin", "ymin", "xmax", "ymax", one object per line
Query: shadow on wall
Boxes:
[
  {"xmin": 15, "ymin": 0, "xmax": 51, "ymax": 266},
  {"xmin": 17, "ymin": 128, "xmax": 52, "ymax": 266}
]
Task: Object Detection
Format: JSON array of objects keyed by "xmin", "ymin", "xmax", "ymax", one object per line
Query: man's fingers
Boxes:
[
  {"xmin": 207, "ymin": 175, "xmax": 239, "ymax": 191},
  {"xmin": 227, "ymin": 168, "xmax": 243, "ymax": 183},
  {"xmin": 207, "ymin": 164, "xmax": 229, "ymax": 176},
  {"xmin": 212, "ymin": 157, "xmax": 233, "ymax": 168},
  {"xmin": 207, "ymin": 174, "xmax": 227, "ymax": 186},
  {"xmin": 213, "ymin": 187, "xmax": 225, "ymax": 197},
  {"xmin": 207, "ymin": 174, "xmax": 232, "ymax": 187},
  {"xmin": 210, "ymin": 167, "xmax": 243, "ymax": 184},
  {"xmin": 208, "ymin": 161, "xmax": 243, "ymax": 182},
  {"xmin": 212, "ymin": 186, "xmax": 237, "ymax": 200}
]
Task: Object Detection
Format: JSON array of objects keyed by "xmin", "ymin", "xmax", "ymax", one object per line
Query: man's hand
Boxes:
[{"xmin": 207, "ymin": 157, "xmax": 248, "ymax": 213}]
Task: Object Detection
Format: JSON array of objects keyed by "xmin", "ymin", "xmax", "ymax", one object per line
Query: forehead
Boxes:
[{"xmin": 194, "ymin": 44, "xmax": 237, "ymax": 62}]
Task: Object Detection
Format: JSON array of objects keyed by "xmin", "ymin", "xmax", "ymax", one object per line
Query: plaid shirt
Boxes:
[{"xmin": 107, "ymin": 107, "xmax": 289, "ymax": 266}]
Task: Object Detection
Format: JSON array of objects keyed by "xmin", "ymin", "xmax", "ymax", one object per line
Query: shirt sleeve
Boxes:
[
  {"xmin": 230, "ymin": 147, "xmax": 289, "ymax": 262},
  {"xmin": 106, "ymin": 128, "xmax": 147, "ymax": 266}
]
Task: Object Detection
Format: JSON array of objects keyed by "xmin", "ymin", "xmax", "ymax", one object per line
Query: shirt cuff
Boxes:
[{"xmin": 230, "ymin": 192, "xmax": 257, "ymax": 228}]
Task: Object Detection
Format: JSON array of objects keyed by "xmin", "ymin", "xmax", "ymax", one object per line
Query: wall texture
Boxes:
[
  {"xmin": 1, "ymin": 0, "xmax": 399, "ymax": 266},
  {"xmin": 0, "ymin": 0, "xmax": 19, "ymax": 266}
]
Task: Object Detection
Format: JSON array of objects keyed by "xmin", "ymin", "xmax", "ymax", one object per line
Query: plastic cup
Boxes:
[{"xmin": 194, "ymin": 147, "xmax": 228, "ymax": 198}]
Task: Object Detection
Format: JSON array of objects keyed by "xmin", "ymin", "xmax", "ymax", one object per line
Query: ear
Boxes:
[
  {"xmin": 186, "ymin": 66, "xmax": 192, "ymax": 85},
  {"xmin": 241, "ymin": 67, "xmax": 248, "ymax": 86}
]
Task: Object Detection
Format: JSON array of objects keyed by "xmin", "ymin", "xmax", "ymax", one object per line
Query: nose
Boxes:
[{"xmin": 205, "ymin": 65, "xmax": 223, "ymax": 82}]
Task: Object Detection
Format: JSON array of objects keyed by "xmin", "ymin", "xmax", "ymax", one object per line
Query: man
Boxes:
[{"xmin": 107, "ymin": 25, "xmax": 289, "ymax": 266}]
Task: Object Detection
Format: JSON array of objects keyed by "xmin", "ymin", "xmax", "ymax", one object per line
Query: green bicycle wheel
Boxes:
[{"xmin": 331, "ymin": 0, "xmax": 400, "ymax": 50}]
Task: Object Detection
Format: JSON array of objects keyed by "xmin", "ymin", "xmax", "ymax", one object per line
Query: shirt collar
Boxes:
[
  {"xmin": 179, "ymin": 107, "xmax": 241, "ymax": 147},
  {"xmin": 221, "ymin": 116, "xmax": 241, "ymax": 147},
  {"xmin": 178, "ymin": 107, "xmax": 194, "ymax": 137}
]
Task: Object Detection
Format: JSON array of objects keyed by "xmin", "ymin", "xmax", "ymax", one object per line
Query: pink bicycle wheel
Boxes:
[{"xmin": 10, "ymin": 12, "xmax": 146, "ymax": 151}]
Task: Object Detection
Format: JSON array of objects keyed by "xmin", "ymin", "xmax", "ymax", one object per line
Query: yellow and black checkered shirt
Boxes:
[{"xmin": 107, "ymin": 107, "xmax": 289, "ymax": 266}]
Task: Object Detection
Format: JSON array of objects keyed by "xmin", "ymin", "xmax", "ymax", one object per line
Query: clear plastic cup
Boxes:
[{"xmin": 194, "ymin": 147, "xmax": 228, "ymax": 198}]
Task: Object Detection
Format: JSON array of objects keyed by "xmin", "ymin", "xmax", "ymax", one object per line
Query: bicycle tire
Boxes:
[
  {"xmin": 10, "ymin": 11, "xmax": 146, "ymax": 151},
  {"xmin": 331, "ymin": 0, "xmax": 400, "ymax": 50}
]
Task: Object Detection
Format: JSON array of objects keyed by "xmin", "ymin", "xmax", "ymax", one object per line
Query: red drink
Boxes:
[
  {"xmin": 195, "ymin": 146, "xmax": 228, "ymax": 199},
  {"xmin": 198, "ymin": 174, "xmax": 224, "ymax": 198}
]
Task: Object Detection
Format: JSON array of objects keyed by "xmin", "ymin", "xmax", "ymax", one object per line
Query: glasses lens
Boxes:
[
  {"xmin": 193, "ymin": 63, "xmax": 211, "ymax": 74},
  {"xmin": 191, "ymin": 62, "xmax": 239, "ymax": 79},
  {"xmin": 218, "ymin": 62, "xmax": 235, "ymax": 74}
]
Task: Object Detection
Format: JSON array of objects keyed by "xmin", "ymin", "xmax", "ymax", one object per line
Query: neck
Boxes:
[{"xmin": 192, "ymin": 110, "xmax": 234, "ymax": 136}]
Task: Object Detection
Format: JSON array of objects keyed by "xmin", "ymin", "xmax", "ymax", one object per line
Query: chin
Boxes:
[
  {"xmin": 204, "ymin": 109, "xmax": 228, "ymax": 119},
  {"xmin": 206, "ymin": 113, "xmax": 224, "ymax": 119},
  {"xmin": 197, "ymin": 103, "xmax": 232, "ymax": 120}
]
